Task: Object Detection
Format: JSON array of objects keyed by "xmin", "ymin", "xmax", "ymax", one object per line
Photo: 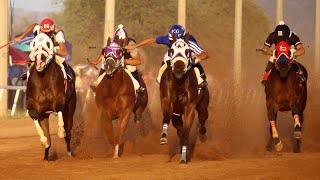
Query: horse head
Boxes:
[
  {"xmin": 169, "ymin": 35, "xmax": 191, "ymax": 79},
  {"xmin": 29, "ymin": 33, "xmax": 54, "ymax": 72},
  {"xmin": 103, "ymin": 37, "xmax": 125, "ymax": 76},
  {"xmin": 274, "ymin": 41, "xmax": 293, "ymax": 78}
]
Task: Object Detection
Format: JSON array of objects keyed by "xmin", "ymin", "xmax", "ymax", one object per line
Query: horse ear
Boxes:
[
  {"xmin": 172, "ymin": 35, "xmax": 177, "ymax": 43},
  {"xmin": 118, "ymin": 39, "xmax": 125, "ymax": 47},
  {"xmin": 184, "ymin": 33, "xmax": 190, "ymax": 43},
  {"xmin": 107, "ymin": 37, "xmax": 111, "ymax": 46}
]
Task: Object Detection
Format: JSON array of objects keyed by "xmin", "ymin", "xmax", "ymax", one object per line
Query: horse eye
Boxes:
[
  {"xmin": 171, "ymin": 49, "xmax": 174, "ymax": 55},
  {"xmin": 46, "ymin": 42, "xmax": 50, "ymax": 49},
  {"xmin": 185, "ymin": 49, "xmax": 189, "ymax": 56}
]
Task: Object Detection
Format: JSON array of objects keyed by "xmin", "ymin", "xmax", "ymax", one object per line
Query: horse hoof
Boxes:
[
  {"xmin": 160, "ymin": 137, "xmax": 167, "ymax": 145},
  {"xmin": 40, "ymin": 137, "xmax": 49, "ymax": 148},
  {"xmin": 275, "ymin": 141, "xmax": 283, "ymax": 152},
  {"xmin": 180, "ymin": 160, "xmax": 187, "ymax": 164},
  {"xmin": 160, "ymin": 133, "xmax": 167, "ymax": 145},
  {"xmin": 58, "ymin": 128, "xmax": 66, "ymax": 138},
  {"xmin": 43, "ymin": 157, "xmax": 49, "ymax": 161},
  {"xmin": 294, "ymin": 126, "xmax": 302, "ymax": 139},
  {"xmin": 113, "ymin": 155, "xmax": 118, "ymax": 158},
  {"xmin": 199, "ymin": 134, "xmax": 207, "ymax": 142},
  {"xmin": 67, "ymin": 151, "xmax": 72, "ymax": 157},
  {"xmin": 199, "ymin": 125, "xmax": 207, "ymax": 135}
]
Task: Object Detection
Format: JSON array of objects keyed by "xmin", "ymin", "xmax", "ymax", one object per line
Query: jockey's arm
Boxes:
[
  {"xmin": 261, "ymin": 45, "xmax": 273, "ymax": 56},
  {"xmin": 124, "ymin": 53, "xmax": 141, "ymax": 66},
  {"xmin": 198, "ymin": 51, "xmax": 210, "ymax": 60},
  {"xmin": 293, "ymin": 44, "xmax": 305, "ymax": 57},
  {"xmin": 87, "ymin": 54, "xmax": 104, "ymax": 66},
  {"xmin": 13, "ymin": 23, "xmax": 37, "ymax": 43},
  {"xmin": 55, "ymin": 42, "xmax": 68, "ymax": 56},
  {"xmin": 125, "ymin": 38, "xmax": 156, "ymax": 50}
]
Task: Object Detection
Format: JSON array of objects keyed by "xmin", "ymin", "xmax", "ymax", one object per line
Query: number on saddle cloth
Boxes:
[{"xmin": 274, "ymin": 41, "xmax": 293, "ymax": 64}]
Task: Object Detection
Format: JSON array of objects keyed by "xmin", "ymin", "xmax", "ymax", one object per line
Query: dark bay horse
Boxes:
[
  {"xmin": 26, "ymin": 33, "xmax": 76, "ymax": 160},
  {"xmin": 265, "ymin": 41, "xmax": 307, "ymax": 153},
  {"xmin": 88, "ymin": 38, "xmax": 148, "ymax": 158},
  {"xmin": 159, "ymin": 37, "xmax": 209, "ymax": 163}
]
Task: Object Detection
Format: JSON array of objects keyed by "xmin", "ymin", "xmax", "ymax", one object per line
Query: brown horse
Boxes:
[
  {"xmin": 90, "ymin": 38, "xmax": 148, "ymax": 158},
  {"xmin": 265, "ymin": 41, "xmax": 307, "ymax": 153},
  {"xmin": 26, "ymin": 33, "xmax": 76, "ymax": 160},
  {"xmin": 159, "ymin": 37, "xmax": 209, "ymax": 163}
]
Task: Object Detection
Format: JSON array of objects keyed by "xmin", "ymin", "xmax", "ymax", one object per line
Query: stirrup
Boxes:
[
  {"xmin": 67, "ymin": 74, "xmax": 73, "ymax": 82},
  {"xmin": 299, "ymin": 75, "xmax": 306, "ymax": 82},
  {"xmin": 136, "ymin": 86, "xmax": 145, "ymax": 93},
  {"xmin": 261, "ymin": 79, "xmax": 267, "ymax": 86},
  {"xmin": 20, "ymin": 73, "xmax": 27, "ymax": 80},
  {"xmin": 198, "ymin": 80, "xmax": 208, "ymax": 88},
  {"xmin": 90, "ymin": 83, "xmax": 97, "ymax": 92}
]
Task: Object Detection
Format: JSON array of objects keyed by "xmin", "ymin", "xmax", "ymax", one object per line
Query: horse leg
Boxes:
[
  {"xmin": 160, "ymin": 112, "xmax": 172, "ymax": 145},
  {"xmin": 114, "ymin": 110, "xmax": 131, "ymax": 158},
  {"xmin": 292, "ymin": 112, "xmax": 303, "ymax": 153},
  {"xmin": 57, "ymin": 111, "xmax": 66, "ymax": 138},
  {"xmin": 196, "ymin": 88, "xmax": 209, "ymax": 138},
  {"xmin": 63, "ymin": 109, "xmax": 74, "ymax": 157},
  {"xmin": 101, "ymin": 111, "xmax": 115, "ymax": 156},
  {"xmin": 267, "ymin": 109, "xmax": 283, "ymax": 152},
  {"xmin": 179, "ymin": 107, "xmax": 196, "ymax": 164},
  {"xmin": 37, "ymin": 118, "xmax": 51, "ymax": 160}
]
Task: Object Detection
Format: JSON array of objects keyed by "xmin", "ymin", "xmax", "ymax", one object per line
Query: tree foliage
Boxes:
[{"xmin": 52, "ymin": 0, "xmax": 270, "ymax": 70}]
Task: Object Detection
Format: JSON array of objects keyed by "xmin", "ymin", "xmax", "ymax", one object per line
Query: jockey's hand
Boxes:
[
  {"xmin": 125, "ymin": 45, "xmax": 136, "ymax": 50},
  {"xmin": 12, "ymin": 36, "xmax": 23, "ymax": 43}
]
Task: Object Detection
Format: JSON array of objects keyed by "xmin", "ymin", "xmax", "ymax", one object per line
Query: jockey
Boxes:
[
  {"xmin": 90, "ymin": 24, "xmax": 145, "ymax": 93},
  {"xmin": 125, "ymin": 24, "xmax": 210, "ymax": 88},
  {"xmin": 13, "ymin": 18, "xmax": 71, "ymax": 81},
  {"xmin": 260, "ymin": 21, "xmax": 306, "ymax": 85}
]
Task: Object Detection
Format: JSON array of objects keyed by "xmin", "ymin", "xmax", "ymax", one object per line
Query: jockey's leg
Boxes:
[
  {"xmin": 20, "ymin": 61, "xmax": 34, "ymax": 80},
  {"xmin": 123, "ymin": 67, "xmax": 140, "ymax": 94},
  {"xmin": 291, "ymin": 61, "xmax": 306, "ymax": 82},
  {"xmin": 194, "ymin": 62, "xmax": 207, "ymax": 88},
  {"xmin": 157, "ymin": 52, "xmax": 171, "ymax": 83},
  {"xmin": 90, "ymin": 69, "xmax": 106, "ymax": 92},
  {"xmin": 261, "ymin": 60, "xmax": 275, "ymax": 85},
  {"xmin": 54, "ymin": 56, "xmax": 68, "ymax": 80},
  {"xmin": 131, "ymin": 70, "xmax": 145, "ymax": 93}
]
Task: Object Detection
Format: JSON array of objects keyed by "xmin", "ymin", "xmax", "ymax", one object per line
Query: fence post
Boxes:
[{"xmin": 11, "ymin": 89, "xmax": 20, "ymax": 116}]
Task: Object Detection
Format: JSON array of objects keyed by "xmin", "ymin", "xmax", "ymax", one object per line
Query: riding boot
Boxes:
[
  {"xmin": 20, "ymin": 62, "xmax": 33, "ymax": 80},
  {"xmin": 292, "ymin": 61, "xmax": 306, "ymax": 82},
  {"xmin": 62, "ymin": 61, "xmax": 72, "ymax": 82},
  {"xmin": 157, "ymin": 62, "xmax": 168, "ymax": 83},
  {"xmin": 261, "ymin": 61, "xmax": 275, "ymax": 85},
  {"xmin": 90, "ymin": 69, "xmax": 106, "ymax": 92},
  {"xmin": 132, "ymin": 70, "xmax": 145, "ymax": 93},
  {"xmin": 194, "ymin": 62, "xmax": 208, "ymax": 88}
]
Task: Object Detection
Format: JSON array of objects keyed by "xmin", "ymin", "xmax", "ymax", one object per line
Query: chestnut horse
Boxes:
[
  {"xmin": 159, "ymin": 37, "xmax": 209, "ymax": 163},
  {"xmin": 88, "ymin": 38, "xmax": 148, "ymax": 158},
  {"xmin": 26, "ymin": 33, "xmax": 76, "ymax": 160},
  {"xmin": 265, "ymin": 41, "xmax": 307, "ymax": 153}
]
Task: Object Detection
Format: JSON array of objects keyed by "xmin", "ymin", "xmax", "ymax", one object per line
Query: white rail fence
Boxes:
[{"xmin": 0, "ymin": 85, "xmax": 266, "ymax": 117}]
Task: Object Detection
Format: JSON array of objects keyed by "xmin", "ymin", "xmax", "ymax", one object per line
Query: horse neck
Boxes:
[{"xmin": 31, "ymin": 61, "xmax": 63, "ymax": 82}]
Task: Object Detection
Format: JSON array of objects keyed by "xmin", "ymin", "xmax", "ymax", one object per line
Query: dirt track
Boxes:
[{"xmin": 1, "ymin": 81, "xmax": 320, "ymax": 179}]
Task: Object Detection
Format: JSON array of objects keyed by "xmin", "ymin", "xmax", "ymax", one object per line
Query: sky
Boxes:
[{"xmin": 12, "ymin": 0, "xmax": 62, "ymax": 12}]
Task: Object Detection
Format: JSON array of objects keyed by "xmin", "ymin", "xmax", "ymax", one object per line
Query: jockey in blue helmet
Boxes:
[{"xmin": 125, "ymin": 24, "xmax": 209, "ymax": 88}]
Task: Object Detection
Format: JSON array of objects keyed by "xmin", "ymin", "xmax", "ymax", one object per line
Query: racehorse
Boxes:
[
  {"xmin": 26, "ymin": 33, "xmax": 76, "ymax": 160},
  {"xmin": 159, "ymin": 36, "xmax": 209, "ymax": 163},
  {"xmin": 88, "ymin": 38, "xmax": 148, "ymax": 158},
  {"xmin": 264, "ymin": 41, "xmax": 307, "ymax": 153}
]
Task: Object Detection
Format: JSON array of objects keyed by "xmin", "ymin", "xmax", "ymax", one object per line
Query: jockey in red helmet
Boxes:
[
  {"xmin": 13, "ymin": 18, "xmax": 72, "ymax": 82},
  {"xmin": 260, "ymin": 21, "xmax": 306, "ymax": 85}
]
